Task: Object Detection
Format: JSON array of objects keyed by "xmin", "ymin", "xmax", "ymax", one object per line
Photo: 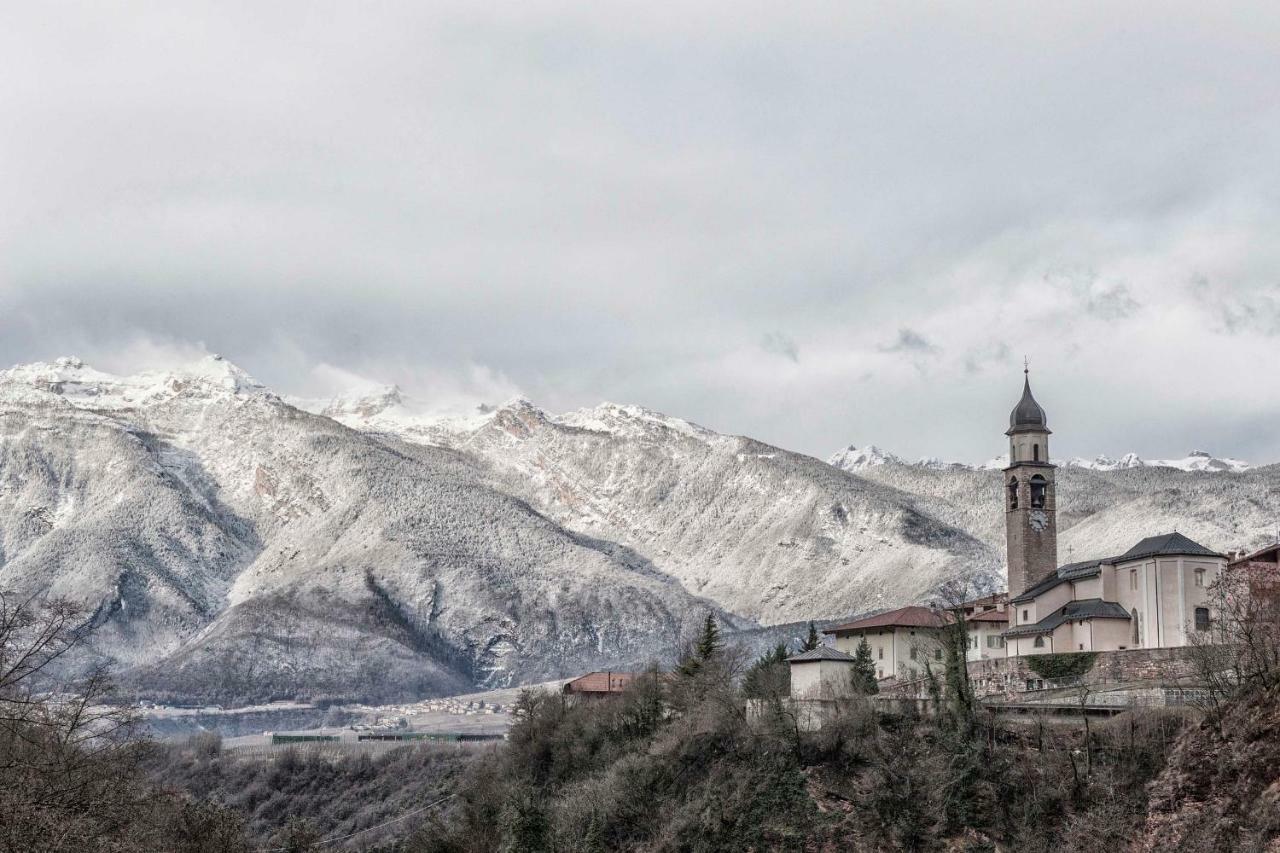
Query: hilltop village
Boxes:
[{"xmin": 785, "ymin": 370, "xmax": 1277, "ymax": 709}]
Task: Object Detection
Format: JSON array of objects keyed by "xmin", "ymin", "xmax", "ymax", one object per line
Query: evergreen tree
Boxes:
[
  {"xmin": 696, "ymin": 612, "xmax": 722, "ymax": 660},
  {"xmin": 852, "ymin": 637, "xmax": 879, "ymax": 695},
  {"xmin": 801, "ymin": 621, "xmax": 821, "ymax": 652},
  {"xmin": 677, "ymin": 612, "xmax": 723, "ymax": 678},
  {"xmin": 743, "ymin": 643, "xmax": 790, "ymax": 699}
]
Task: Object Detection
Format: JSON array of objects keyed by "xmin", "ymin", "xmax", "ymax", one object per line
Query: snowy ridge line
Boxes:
[{"xmin": 830, "ymin": 445, "xmax": 1253, "ymax": 474}]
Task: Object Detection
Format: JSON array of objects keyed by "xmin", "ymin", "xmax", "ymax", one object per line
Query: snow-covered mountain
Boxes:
[
  {"xmin": 4, "ymin": 355, "xmax": 1273, "ymax": 706},
  {"xmin": 831, "ymin": 446, "xmax": 1253, "ymax": 475},
  {"xmin": 0, "ymin": 358, "xmax": 724, "ymax": 704},
  {"xmin": 314, "ymin": 396, "xmax": 1002, "ymax": 625}
]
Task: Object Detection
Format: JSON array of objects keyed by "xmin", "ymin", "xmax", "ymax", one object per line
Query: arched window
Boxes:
[
  {"xmin": 1007, "ymin": 477, "xmax": 1019, "ymax": 510},
  {"xmin": 1131, "ymin": 609, "xmax": 1140, "ymax": 645},
  {"xmin": 1033, "ymin": 636, "xmax": 1045, "ymax": 648},
  {"xmin": 1033, "ymin": 443, "xmax": 1040, "ymax": 461},
  {"xmin": 1030, "ymin": 475, "xmax": 1047, "ymax": 508}
]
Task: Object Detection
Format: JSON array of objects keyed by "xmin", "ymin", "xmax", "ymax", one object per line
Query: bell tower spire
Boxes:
[{"xmin": 1004, "ymin": 368, "xmax": 1057, "ymax": 597}]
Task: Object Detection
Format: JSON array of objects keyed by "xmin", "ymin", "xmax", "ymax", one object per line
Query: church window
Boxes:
[
  {"xmin": 1078, "ymin": 643, "xmax": 1084, "ymax": 650},
  {"xmin": 1130, "ymin": 570, "xmax": 1137, "ymax": 591},
  {"xmin": 1033, "ymin": 636, "xmax": 1045, "ymax": 648},
  {"xmin": 987, "ymin": 635, "xmax": 1004, "ymax": 648},
  {"xmin": 1033, "ymin": 443, "xmax": 1040, "ymax": 461},
  {"xmin": 1029, "ymin": 475, "xmax": 1047, "ymax": 508},
  {"xmin": 1195, "ymin": 607, "xmax": 1210, "ymax": 631},
  {"xmin": 877, "ymin": 647, "xmax": 883, "ymax": 660},
  {"xmin": 934, "ymin": 648, "xmax": 942, "ymax": 661},
  {"xmin": 1022, "ymin": 609, "xmax": 1028, "ymax": 622},
  {"xmin": 1194, "ymin": 568, "xmax": 1205, "ymax": 588},
  {"xmin": 1007, "ymin": 477, "xmax": 1019, "ymax": 510},
  {"xmin": 909, "ymin": 647, "xmax": 917, "ymax": 661},
  {"xmin": 1131, "ymin": 609, "xmax": 1140, "ymax": 644}
]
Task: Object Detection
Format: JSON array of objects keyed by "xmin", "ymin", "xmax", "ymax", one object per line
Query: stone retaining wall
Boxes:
[{"xmin": 967, "ymin": 647, "xmax": 1203, "ymax": 701}]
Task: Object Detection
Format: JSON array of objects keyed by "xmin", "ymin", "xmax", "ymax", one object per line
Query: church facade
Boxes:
[{"xmin": 998, "ymin": 372, "xmax": 1227, "ymax": 656}]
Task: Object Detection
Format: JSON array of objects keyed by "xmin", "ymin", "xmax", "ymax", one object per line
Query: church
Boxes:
[
  {"xmin": 815, "ymin": 370, "xmax": 1230, "ymax": 687},
  {"xmin": 997, "ymin": 370, "xmax": 1226, "ymax": 656}
]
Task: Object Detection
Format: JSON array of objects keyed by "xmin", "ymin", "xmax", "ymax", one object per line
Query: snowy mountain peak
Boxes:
[
  {"xmin": 319, "ymin": 384, "xmax": 405, "ymax": 420},
  {"xmin": 0, "ymin": 355, "xmax": 265, "ymax": 411},
  {"xmin": 828, "ymin": 444, "xmax": 902, "ymax": 471},
  {"xmin": 556, "ymin": 402, "xmax": 714, "ymax": 441},
  {"xmin": 830, "ymin": 443, "xmax": 1253, "ymax": 474}
]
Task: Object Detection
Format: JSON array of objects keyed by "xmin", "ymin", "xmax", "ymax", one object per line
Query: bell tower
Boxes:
[{"xmin": 1004, "ymin": 366, "xmax": 1057, "ymax": 597}]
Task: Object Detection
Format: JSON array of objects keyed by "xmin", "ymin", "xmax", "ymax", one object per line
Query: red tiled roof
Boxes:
[
  {"xmin": 959, "ymin": 592, "xmax": 1008, "ymax": 610},
  {"xmin": 562, "ymin": 671, "xmax": 638, "ymax": 694},
  {"xmin": 824, "ymin": 605, "xmax": 947, "ymax": 634},
  {"xmin": 966, "ymin": 609, "xmax": 1009, "ymax": 624}
]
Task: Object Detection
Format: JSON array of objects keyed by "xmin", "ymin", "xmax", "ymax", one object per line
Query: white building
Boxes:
[{"xmin": 824, "ymin": 606, "xmax": 946, "ymax": 681}]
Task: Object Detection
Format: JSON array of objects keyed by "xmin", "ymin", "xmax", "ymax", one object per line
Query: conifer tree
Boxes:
[
  {"xmin": 801, "ymin": 621, "xmax": 821, "ymax": 652},
  {"xmin": 677, "ymin": 613, "xmax": 723, "ymax": 678},
  {"xmin": 852, "ymin": 637, "xmax": 879, "ymax": 695},
  {"xmin": 742, "ymin": 643, "xmax": 790, "ymax": 699},
  {"xmin": 695, "ymin": 612, "xmax": 722, "ymax": 661}
]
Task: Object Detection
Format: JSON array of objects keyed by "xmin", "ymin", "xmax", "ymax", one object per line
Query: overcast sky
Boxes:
[{"xmin": 3, "ymin": 3, "xmax": 1279, "ymax": 463}]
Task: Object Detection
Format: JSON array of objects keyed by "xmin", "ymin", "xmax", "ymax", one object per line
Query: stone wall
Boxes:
[{"xmin": 967, "ymin": 647, "xmax": 1203, "ymax": 701}]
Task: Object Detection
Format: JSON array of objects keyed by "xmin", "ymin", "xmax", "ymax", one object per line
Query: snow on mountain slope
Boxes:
[
  {"xmin": 320, "ymin": 396, "xmax": 1004, "ymax": 624},
  {"xmin": 849, "ymin": 458, "xmax": 1280, "ymax": 570},
  {"xmin": 830, "ymin": 444, "xmax": 1252, "ymax": 475},
  {"xmin": 0, "ymin": 358, "xmax": 721, "ymax": 704}
]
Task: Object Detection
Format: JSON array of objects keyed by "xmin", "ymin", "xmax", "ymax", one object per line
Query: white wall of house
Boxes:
[
  {"xmin": 789, "ymin": 659, "xmax": 857, "ymax": 700},
  {"xmin": 832, "ymin": 628, "xmax": 944, "ymax": 680},
  {"xmin": 966, "ymin": 621, "xmax": 1008, "ymax": 661}
]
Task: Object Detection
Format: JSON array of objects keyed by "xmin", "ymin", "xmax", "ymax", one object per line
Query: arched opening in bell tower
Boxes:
[
  {"xmin": 1007, "ymin": 477, "xmax": 1019, "ymax": 510},
  {"xmin": 1029, "ymin": 475, "xmax": 1047, "ymax": 509}
]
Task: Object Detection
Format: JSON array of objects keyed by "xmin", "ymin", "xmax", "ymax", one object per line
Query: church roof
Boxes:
[
  {"xmin": 1117, "ymin": 532, "xmax": 1224, "ymax": 563},
  {"xmin": 1004, "ymin": 598, "xmax": 1131, "ymax": 637},
  {"xmin": 1010, "ymin": 558, "xmax": 1109, "ymax": 604},
  {"xmin": 787, "ymin": 646, "xmax": 855, "ymax": 663},
  {"xmin": 1007, "ymin": 371, "xmax": 1050, "ymax": 435}
]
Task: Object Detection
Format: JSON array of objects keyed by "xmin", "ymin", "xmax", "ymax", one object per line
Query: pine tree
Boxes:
[
  {"xmin": 677, "ymin": 613, "xmax": 723, "ymax": 678},
  {"xmin": 742, "ymin": 643, "xmax": 790, "ymax": 699},
  {"xmin": 801, "ymin": 621, "xmax": 820, "ymax": 652},
  {"xmin": 695, "ymin": 612, "xmax": 722, "ymax": 661},
  {"xmin": 852, "ymin": 637, "xmax": 879, "ymax": 695}
]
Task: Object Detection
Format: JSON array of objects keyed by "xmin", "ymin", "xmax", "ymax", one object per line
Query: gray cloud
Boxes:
[
  {"xmin": 760, "ymin": 331, "xmax": 800, "ymax": 362},
  {"xmin": 880, "ymin": 328, "xmax": 938, "ymax": 355},
  {"xmin": 2, "ymin": 2, "xmax": 1280, "ymax": 464}
]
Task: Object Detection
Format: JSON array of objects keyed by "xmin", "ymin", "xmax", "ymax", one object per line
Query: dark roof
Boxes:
[
  {"xmin": 824, "ymin": 605, "xmax": 947, "ymax": 634},
  {"xmin": 1010, "ymin": 558, "xmax": 1108, "ymax": 603},
  {"xmin": 1007, "ymin": 371, "xmax": 1050, "ymax": 435},
  {"xmin": 1004, "ymin": 598, "xmax": 1131, "ymax": 638},
  {"xmin": 786, "ymin": 646, "xmax": 856, "ymax": 663},
  {"xmin": 1116, "ymin": 532, "xmax": 1224, "ymax": 563},
  {"xmin": 1229, "ymin": 543, "xmax": 1280, "ymax": 566}
]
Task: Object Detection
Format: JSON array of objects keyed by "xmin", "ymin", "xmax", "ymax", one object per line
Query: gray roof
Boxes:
[
  {"xmin": 1007, "ymin": 372, "xmax": 1049, "ymax": 435},
  {"xmin": 1010, "ymin": 558, "xmax": 1108, "ymax": 603},
  {"xmin": 786, "ymin": 646, "xmax": 855, "ymax": 663},
  {"xmin": 1117, "ymin": 532, "xmax": 1224, "ymax": 563},
  {"xmin": 1004, "ymin": 598, "xmax": 1131, "ymax": 638}
]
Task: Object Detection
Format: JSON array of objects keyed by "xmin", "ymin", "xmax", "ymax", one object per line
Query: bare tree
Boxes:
[{"xmin": 0, "ymin": 591, "xmax": 164, "ymax": 851}]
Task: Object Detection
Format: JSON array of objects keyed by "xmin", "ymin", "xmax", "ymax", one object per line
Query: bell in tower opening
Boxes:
[{"xmin": 1003, "ymin": 367, "xmax": 1058, "ymax": 597}]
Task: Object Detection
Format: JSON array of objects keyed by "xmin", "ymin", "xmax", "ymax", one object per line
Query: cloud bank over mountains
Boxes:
[{"xmin": 2, "ymin": 3, "xmax": 1279, "ymax": 462}]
